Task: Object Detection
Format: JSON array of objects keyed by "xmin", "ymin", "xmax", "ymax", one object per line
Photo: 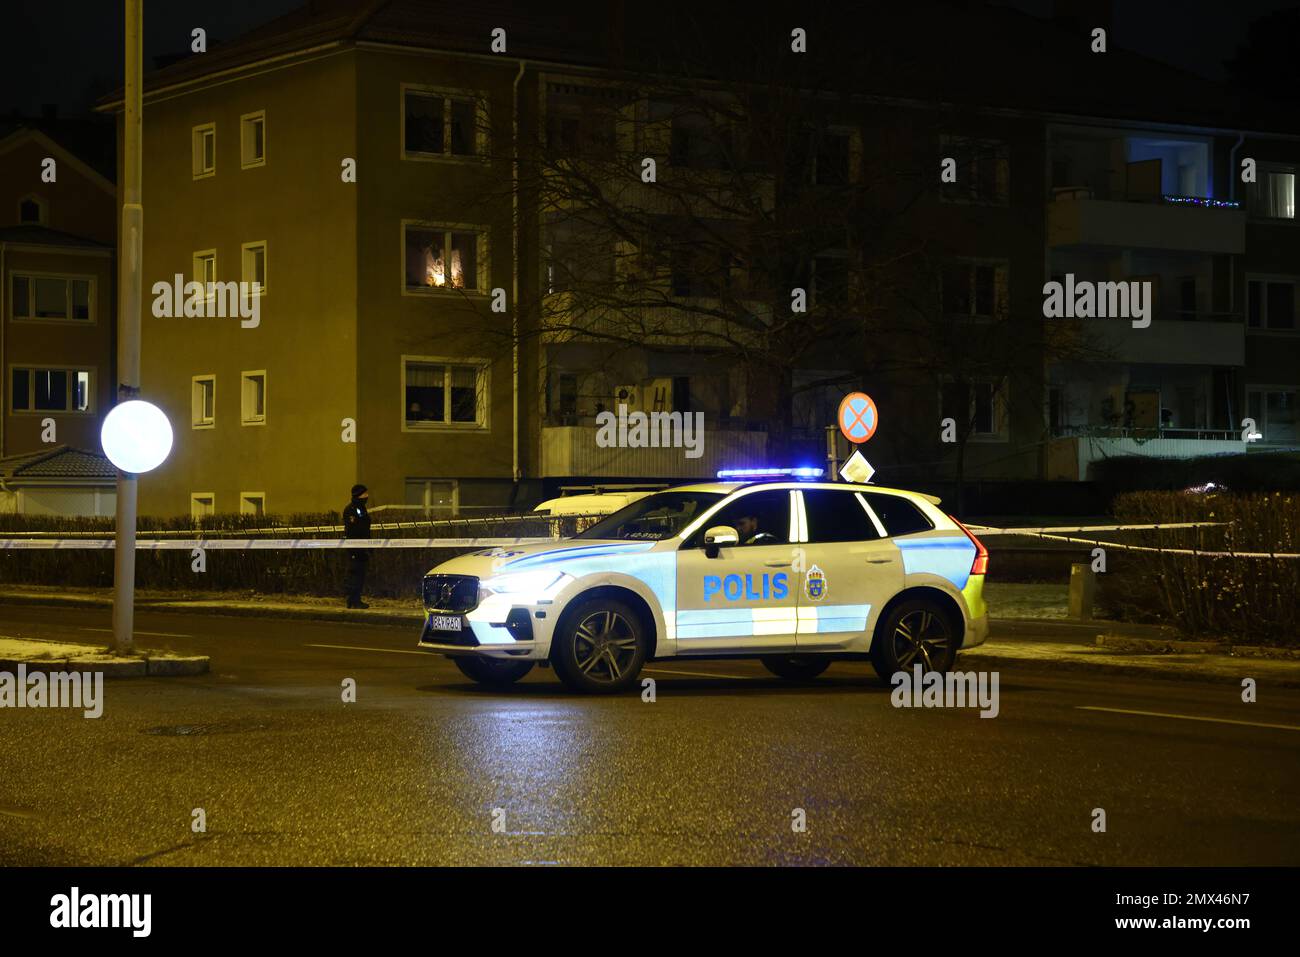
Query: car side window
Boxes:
[
  {"xmin": 862, "ymin": 492, "xmax": 934, "ymax": 537},
  {"xmin": 684, "ymin": 489, "xmax": 791, "ymax": 548},
  {"xmin": 801, "ymin": 489, "xmax": 882, "ymax": 542}
]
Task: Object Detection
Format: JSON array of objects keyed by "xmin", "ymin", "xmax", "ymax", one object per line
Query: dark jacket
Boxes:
[{"xmin": 343, "ymin": 498, "xmax": 371, "ymax": 540}]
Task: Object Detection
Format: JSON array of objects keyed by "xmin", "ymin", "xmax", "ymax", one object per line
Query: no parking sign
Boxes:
[{"xmin": 837, "ymin": 392, "xmax": 878, "ymax": 444}]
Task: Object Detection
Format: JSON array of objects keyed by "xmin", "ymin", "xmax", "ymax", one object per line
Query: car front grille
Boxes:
[{"xmin": 422, "ymin": 574, "xmax": 479, "ymax": 613}]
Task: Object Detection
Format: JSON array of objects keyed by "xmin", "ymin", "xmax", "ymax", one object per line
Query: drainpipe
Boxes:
[
  {"xmin": 1226, "ymin": 132, "xmax": 1245, "ymax": 431},
  {"xmin": 0, "ymin": 241, "xmax": 5, "ymax": 457},
  {"xmin": 511, "ymin": 59, "xmax": 526, "ymax": 490}
]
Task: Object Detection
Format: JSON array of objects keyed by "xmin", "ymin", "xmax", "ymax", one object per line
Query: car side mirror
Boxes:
[{"xmin": 703, "ymin": 525, "xmax": 739, "ymax": 558}]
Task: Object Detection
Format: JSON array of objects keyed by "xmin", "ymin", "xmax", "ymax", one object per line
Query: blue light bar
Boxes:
[{"xmin": 716, "ymin": 467, "xmax": 825, "ymax": 480}]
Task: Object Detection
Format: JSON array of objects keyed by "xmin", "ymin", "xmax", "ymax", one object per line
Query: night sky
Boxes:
[{"xmin": 1, "ymin": 0, "xmax": 1297, "ymax": 116}]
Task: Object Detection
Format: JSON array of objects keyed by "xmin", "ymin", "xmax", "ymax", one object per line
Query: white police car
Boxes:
[{"xmin": 417, "ymin": 479, "xmax": 989, "ymax": 693}]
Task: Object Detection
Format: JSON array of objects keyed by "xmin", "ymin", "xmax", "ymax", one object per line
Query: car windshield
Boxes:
[{"xmin": 574, "ymin": 490, "xmax": 727, "ymax": 541}]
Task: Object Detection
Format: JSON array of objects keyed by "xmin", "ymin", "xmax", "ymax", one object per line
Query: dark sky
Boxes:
[{"xmin": 1, "ymin": 0, "xmax": 1295, "ymax": 116}]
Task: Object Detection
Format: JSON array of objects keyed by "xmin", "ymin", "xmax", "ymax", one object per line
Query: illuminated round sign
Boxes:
[
  {"xmin": 838, "ymin": 392, "xmax": 878, "ymax": 444},
  {"xmin": 100, "ymin": 400, "xmax": 173, "ymax": 474}
]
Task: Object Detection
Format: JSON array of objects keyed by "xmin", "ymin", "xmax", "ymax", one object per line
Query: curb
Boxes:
[
  {"xmin": 958, "ymin": 648, "xmax": 1300, "ymax": 689},
  {"xmin": 0, "ymin": 654, "xmax": 209, "ymax": 677},
  {"xmin": 0, "ymin": 592, "xmax": 420, "ymax": 625}
]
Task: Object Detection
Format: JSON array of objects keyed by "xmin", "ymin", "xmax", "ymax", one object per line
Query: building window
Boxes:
[
  {"xmin": 1249, "ymin": 167, "xmax": 1296, "ymax": 220},
  {"xmin": 940, "ymin": 379, "xmax": 1007, "ymax": 440},
  {"xmin": 404, "ymin": 479, "xmax": 458, "ymax": 517},
  {"xmin": 190, "ymin": 493, "xmax": 215, "ymax": 519},
  {"xmin": 402, "ymin": 87, "xmax": 482, "ymax": 158},
  {"xmin": 193, "ymin": 250, "xmax": 216, "ymax": 295},
  {"xmin": 240, "ymin": 111, "xmax": 265, "ymax": 168},
  {"xmin": 10, "ymin": 275, "xmax": 93, "ymax": 321},
  {"xmin": 192, "ymin": 123, "xmax": 216, "ymax": 178},
  {"xmin": 403, "ymin": 224, "xmax": 483, "ymax": 292},
  {"xmin": 1247, "ymin": 278, "xmax": 1296, "ymax": 331},
  {"xmin": 240, "ymin": 493, "xmax": 265, "ymax": 517},
  {"xmin": 940, "ymin": 135, "xmax": 1009, "ymax": 204},
  {"xmin": 241, "ymin": 371, "xmax": 266, "ymax": 425},
  {"xmin": 942, "ymin": 261, "xmax": 1008, "ymax": 318},
  {"xmin": 241, "ymin": 242, "xmax": 267, "ymax": 295},
  {"xmin": 18, "ymin": 195, "xmax": 46, "ymax": 224},
  {"xmin": 10, "ymin": 367, "xmax": 93, "ymax": 413},
  {"xmin": 192, "ymin": 375, "xmax": 215, "ymax": 428},
  {"xmin": 402, "ymin": 357, "xmax": 488, "ymax": 429},
  {"xmin": 812, "ymin": 129, "xmax": 854, "ymax": 186},
  {"xmin": 1247, "ymin": 387, "xmax": 1298, "ymax": 442}
]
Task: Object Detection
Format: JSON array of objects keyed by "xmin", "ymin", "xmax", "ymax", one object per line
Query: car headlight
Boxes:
[{"xmin": 478, "ymin": 570, "xmax": 572, "ymax": 603}]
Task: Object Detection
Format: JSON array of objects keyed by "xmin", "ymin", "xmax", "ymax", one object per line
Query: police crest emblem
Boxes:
[{"xmin": 804, "ymin": 564, "xmax": 828, "ymax": 601}]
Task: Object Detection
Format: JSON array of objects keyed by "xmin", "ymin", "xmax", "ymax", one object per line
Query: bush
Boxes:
[{"xmin": 1096, "ymin": 491, "xmax": 1300, "ymax": 645}]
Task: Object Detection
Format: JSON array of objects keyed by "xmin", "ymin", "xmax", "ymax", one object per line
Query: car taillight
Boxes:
[{"xmin": 949, "ymin": 515, "xmax": 989, "ymax": 576}]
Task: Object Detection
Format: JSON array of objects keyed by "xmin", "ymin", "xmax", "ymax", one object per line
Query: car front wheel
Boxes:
[
  {"xmin": 551, "ymin": 599, "xmax": 648, "ymax": 694},
  {"xmin": 451, "ymin": 655, "xmax": 535, "ymax": 687},
  {"xmin": 760, "ymin": 655, "xmax": 830, "ymax": 681},
  {"xmin": 871, "ymin": 599, "xmax": 958, "ymax": 684}
]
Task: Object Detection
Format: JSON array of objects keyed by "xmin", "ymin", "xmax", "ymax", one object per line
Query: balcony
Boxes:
[
  {"xmin": 1046, "ymin": 429, "xmax": 1250, "ymax": 481},
  {"xmin": 540, "ymin": 421, "xmax": 767, "ymax": 479},
  {"xmin": 1092, "ymin": 313, "xmax": 1246, "ymax": 366},
  {"xmin": 1048, "ymin": 190, "xmax": 1245, "ymax": 254}
]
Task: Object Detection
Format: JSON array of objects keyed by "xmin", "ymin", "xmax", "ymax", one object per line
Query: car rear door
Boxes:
[{"xmin": 794, "ymin": 488, "xmax": 903, "ymax": 651}]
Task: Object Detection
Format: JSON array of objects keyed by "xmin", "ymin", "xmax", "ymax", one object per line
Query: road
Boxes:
[{"xmin": 1, "ymin": 603, "xmax": 1297, "ymax": 866}]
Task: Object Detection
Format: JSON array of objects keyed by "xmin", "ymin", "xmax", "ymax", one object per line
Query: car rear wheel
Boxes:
[
  {"xmin": 871, "ymin": 599, "xmax": 958, "ymax": 684},
  {"xmin": 760, "ymin": 655, "xmax": 830, "ymax": 681},
  {"xmin": 551, "ymin": 599, "xmax": 648, "ymax": 694},
  {"xmin": 451, "ymin": 655, "xmax": 535, "ymax": 687}
]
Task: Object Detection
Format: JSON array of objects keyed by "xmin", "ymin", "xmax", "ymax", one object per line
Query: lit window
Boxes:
[
  {"xmin": 1250, "ymin": 169, "xmax": 1296, "ymax": 220},
  {"xmin": 190, "ymin": 494, "xmax": 215, "ymax": 519},
  {"xmin": 404, "ymin": 225, "xmax": 481, "ymax": 291},
  {"xmin": 240, "ymin": 493, "xmax": 265, "ymax": 517}
]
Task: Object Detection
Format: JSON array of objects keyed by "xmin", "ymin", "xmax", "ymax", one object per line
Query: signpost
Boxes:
[{"xmin": 835, "ymin": 391, "xmax": 878, "ymax": 483}]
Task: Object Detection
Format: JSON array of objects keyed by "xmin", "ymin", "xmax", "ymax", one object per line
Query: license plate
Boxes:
[{"xmin": 429, "ymin": 615, "xmax": 462, "ymax": 632}]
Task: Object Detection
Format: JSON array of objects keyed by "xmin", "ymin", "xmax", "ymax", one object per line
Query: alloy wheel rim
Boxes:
[
  {"xmin": 893, "ymin": 609, "xmax": 951, "ymax": 670},
  {"xmin": 573, "ymin": 610, "xmax": 638, "ymax": 683}
]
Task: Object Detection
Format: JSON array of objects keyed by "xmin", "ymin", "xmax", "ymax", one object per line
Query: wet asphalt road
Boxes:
[{"xmin": 0, "ymin": 602, "xmax": 1297, "ymax": 866}]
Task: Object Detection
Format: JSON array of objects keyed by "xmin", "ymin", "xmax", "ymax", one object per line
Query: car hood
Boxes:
[{"xmin": 425, "ymin": 538, "xmax": 660, "ymax": 577}]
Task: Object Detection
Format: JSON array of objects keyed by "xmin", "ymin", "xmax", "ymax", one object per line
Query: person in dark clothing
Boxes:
[{"xmin": 343, "ymin": 484, "xmax": 372, "ymax": 609}]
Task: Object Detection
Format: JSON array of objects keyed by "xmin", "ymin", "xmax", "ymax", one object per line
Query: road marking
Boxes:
[
  {"xmin": 644, "ymin": 667, "xmax": 763, "ymax": 681},
  {"xmin": 304, "ymin": 643, "xmax": 431, "ymax": 656},
  {"xmin": 85, "ymin": 627, "xmax": 191, "ymax": 639},
  {"xmin": 1077, "ymin": 705, "xmax": 1300, "ymax": 733}
]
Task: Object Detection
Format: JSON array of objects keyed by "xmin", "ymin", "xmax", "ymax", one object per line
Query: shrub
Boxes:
[{"xmin": 1097, "ymin": 491, "xmax": 1300, "ymax": 645}]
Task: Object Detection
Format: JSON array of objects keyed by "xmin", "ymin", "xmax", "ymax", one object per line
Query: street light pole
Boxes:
[{"xmin": 113, "ymin": 0, "xmax": 144, "ymax": 657}]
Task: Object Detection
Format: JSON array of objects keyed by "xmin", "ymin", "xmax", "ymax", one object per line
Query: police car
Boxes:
[{"xmin": 417, "ymin": 477, "xmax": 989, "ymax": 694}]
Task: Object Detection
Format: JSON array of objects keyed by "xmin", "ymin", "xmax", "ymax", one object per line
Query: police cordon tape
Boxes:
[
  {"xmin": 0, "ymin": 521, "xmax": 1297, "ymax": 558},
  {"xmin": 0, "ymin": 537, "xmax": 554, "ymax": 550}
]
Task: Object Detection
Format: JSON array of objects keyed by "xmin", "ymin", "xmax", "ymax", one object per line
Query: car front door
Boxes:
[
  {"xmin": 794, "ymin": 488, "xmax": 903, "ymax": 651},
  {"xmin": 674, "ymin": 488, "xmax": 800, "ymax": 654}
]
